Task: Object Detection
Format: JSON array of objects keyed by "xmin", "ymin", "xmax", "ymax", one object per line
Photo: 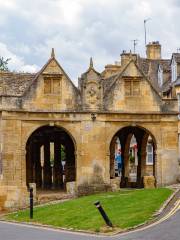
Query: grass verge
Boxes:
[{"xmin": 4, "ymin": 188, "xmax": 172, "ymax": 232}]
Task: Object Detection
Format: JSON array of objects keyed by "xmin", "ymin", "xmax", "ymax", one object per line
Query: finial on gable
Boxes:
[
  {"xmin": 90, "ymin": 57, "xmax": 93, "ymax": 68},
  {"xmin": 51, "ymin": 48, "xmax": 55, "ymax": 58}
]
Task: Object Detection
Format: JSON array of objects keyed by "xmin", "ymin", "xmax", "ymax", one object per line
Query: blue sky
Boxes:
[{"xmin": 0, "ymin": 0, "xmax": 179, "ymax": 84}]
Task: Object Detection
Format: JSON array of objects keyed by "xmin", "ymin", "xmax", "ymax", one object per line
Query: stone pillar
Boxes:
[
  {"xmin": 54, "ymin": 142, "xmax": 63, "ymax": 189},
  {"xmin": 140, "ymin": 133, "xmax": 149, "ymax": 178},
  {"xmin": 178, "ymin": 134, "xmax": 180, "ymax": 162},
  {"xmin": 136, "ymin": 147, "xmax": 142, "ymax": 187},
  {"xmin": 141, "ymin": 151, "xmax": 147, "ymax": 177},
  {"xmin": 123, "ymin": 134, "xmax": 132, "ymax": 185},
  {"xmin": 34, "ymin": 142, "xmax": 42, "ymax": 188},
  {"xmin": 43, "ymin": 141, "xmax": 52, "ymax": 189},
  {"xmin": 153, "ymin": 148, "xmax": 157, "ymax": 186},
  {"xmin": 119, "ymin": 136, "xmax": 126, "ymax": 188},
  {"xmin": 124, "ymin": 152, "xmax": 130, "ymax": 178},
  {"xmin": 110, "ymin": 137, "xmax": 116, "ymax": 179},
  {"xmin": 65, "ymin": 144, "xmax": 75, "ymax": 182},
  {"xmin": 26, "ymin": 143, "xmax": 34, "ymax": 185}
]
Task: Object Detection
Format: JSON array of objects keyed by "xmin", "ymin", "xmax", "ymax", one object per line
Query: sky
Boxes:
[{"xmin": 0, "ymin": 0, "xmax": 179, "ymax": 84}]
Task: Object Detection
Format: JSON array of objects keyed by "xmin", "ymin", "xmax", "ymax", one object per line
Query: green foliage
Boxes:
[
  {"xmin": 50, "ymin": 145, "xmax": 66, "ymax": 166},
  {"xmin": 5, "ymin": 188, "xmax": 172, "ymax": 232},
  {"xmin": 129, "ymin": 155, "xmax": 135, "ymax": 163},
  {"xmin": 61, "ymin": 145, "xmax": 66, "ymax": 161},
  {"xmin": 0, "ymin": 57, "xmax": 10, "ymax": 71}
]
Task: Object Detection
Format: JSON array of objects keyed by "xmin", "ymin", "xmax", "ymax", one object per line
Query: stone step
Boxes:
[{"xmin": 36, "ymin": 191, "xmax": 72, "ymax": 204}]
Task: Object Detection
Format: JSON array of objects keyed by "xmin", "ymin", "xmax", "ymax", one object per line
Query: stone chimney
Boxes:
[
  {"xmin": 121, "ymin": 51, "xmax": 137, "ymax": 67},
  {"xmin": 146, "ymin": 41, "xmax": 161, "ymax": 59}
]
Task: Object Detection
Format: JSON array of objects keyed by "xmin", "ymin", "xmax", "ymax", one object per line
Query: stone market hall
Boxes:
[{"xmin": 0, "ymin": 42, "xmax": 180, "ymax": 209}]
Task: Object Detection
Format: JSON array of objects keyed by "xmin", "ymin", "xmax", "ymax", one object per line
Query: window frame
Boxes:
[
  {"xmin": 146, "ymin": 142, "xmax": 154, "ymax": 165},
  {"xmin": 124, "ymin": 77, "xmax": 140, "ymax": 97},
  {"xmin": 43, "ymin": 74, "xmax": 62, "ymax": 95}
]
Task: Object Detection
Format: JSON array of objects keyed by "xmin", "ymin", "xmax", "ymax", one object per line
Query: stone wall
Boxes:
[
  {"xmin": 0, "ymin": 54, "xmax": 179, "ymax": 209},
  {"xmin": 0, "ymin": 109, "xmax": 178, "ymax": 208}
]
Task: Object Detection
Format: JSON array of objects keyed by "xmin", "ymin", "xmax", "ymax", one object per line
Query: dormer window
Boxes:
[
  {"xmin": 124, "ymin": 79, "xmax": 140, "ymax": 96},
  {"xmin": 171, "ymin": 56, "xmax": 177, "ymax": 82},
  {"xmin": 43, "ymin": 74, "xmax": 62, "ymax": 94},
  {"xmin": 158, "ymin": 65, "xmax": 163, "ymax": 87}
]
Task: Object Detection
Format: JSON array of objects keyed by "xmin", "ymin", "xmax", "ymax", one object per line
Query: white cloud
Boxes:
[
  {"xmin": 0, "ymin": 0, "xmax": 17, "ymax": 10},
  {"xmin": 0, "ymin": 42, "xmax": 39, "ymax": 73},
  {"xmin": 0, "ymin": 0, "xmax": 179, "ymax": 82}
]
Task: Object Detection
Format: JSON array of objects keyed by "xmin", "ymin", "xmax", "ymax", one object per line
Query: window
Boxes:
[
  {"xmin": 171, "ymin": 57, "xmax": 177, "ymax": 82},
  {"xmin": 124, "ymin": 80, "xmax": 140, "ymax": 96},
  {"xmin": 146, "ymin": 142, "xmax": 153, "ymax": 165},
  {"xmin": 158, "ymin": 65, "xmax": 163, "ymax": 87},
  {"xmin": 53, "ymin": 79, "xmax": 61, "ymax": 94},
  {"xmin": 124, "ymin": 81, "xmax": 131, "ymax": 96},
  {"xmin": 44, "ymin": 76, "xmax": 61, "ymax": 94},
  {"xmin": 44, "ymin": 78, "xmax": 51, "ymax": 94}
]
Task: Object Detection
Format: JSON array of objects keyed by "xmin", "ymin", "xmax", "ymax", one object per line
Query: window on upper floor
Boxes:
[
  {"xmin": 158, "ymin": 65, "xmax": 163, "ymax": 87},
  {"xmin": 171, "ymin": 57, "xmax": 177, "ymax": 82},
  {"xmin": 44, "ymin": 75, "xmax": 61, "ymax": 94},
  {"xmin": 124, "ymin": 80, "xmax": 140, "ymax": 96}
]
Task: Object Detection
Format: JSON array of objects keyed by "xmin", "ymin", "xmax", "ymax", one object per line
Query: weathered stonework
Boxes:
[
  {"xmin": 0, "ymin": 45, "xmax": 179, "ymax": 209},
  {"xmin": 143, "ymin": 176, "xmax": 155, "ymax": 189}
]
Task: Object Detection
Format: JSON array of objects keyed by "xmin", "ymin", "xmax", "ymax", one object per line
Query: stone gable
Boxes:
[
  {"xmin": 104, "ymin": 60, "xmax": 163, "ymax": 112},
  {"xmin": 21, "ymin": 58, "xmax": 80, "ymax": 111}
]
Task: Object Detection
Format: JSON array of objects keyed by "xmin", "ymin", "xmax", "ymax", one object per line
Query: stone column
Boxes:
[
  {"xmin": 54, "ymin": 141, "xmax": 63, "ymax": 189},
  {"xmin": 140, "ymin": 134, "xmax": 149, "ymax": 178},
  {"xmin": 26, "ymin": 143, "xmax": 33, "ymax": 185},
  {"xmin": 124, "ymin": 152, "xmax": 130, "ymax": 178},
  {"xmin": 123, "ymin": 134, "xmax": 132, "ymax": 184},
  {"xmin": 135, "ymin": 129, "xmax": 145, "ymax": 188},
  {"xmin": 153, "ymin": 148, "xmax": 157, "ymax": 186},
  {"xmin": 119, "ymin": 135, "xmax": 126, "ymax": 188},
  {"xmin": 136, "ymin": 147, "xmax": 142, "ymax": 187},
  {"xmin": 141, "ymin": 151, "xmax": 147, "ymax": 177},
  {"xmin": 43, "ymin": 141, "xmax": 52, "ymax": 189},
  {"xmin": 34, "ymin": 142, "xmax": 42, "ymax": 188},
  {"xmin": 110, "ymin": 137, "xmax": 116, "ymax": 179},
  {"xmin": 65, "ymin": 143, "xmax": 75, "ymax": 182}
]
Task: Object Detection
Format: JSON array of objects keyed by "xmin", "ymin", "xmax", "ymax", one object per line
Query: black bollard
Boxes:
[
  {"xmin": 94, "ymin": 201, "xmax": 113, "ymax": 227},
  {"xmin": 29, "ymin": 187, "xmax": 33, "ymax": 219}
]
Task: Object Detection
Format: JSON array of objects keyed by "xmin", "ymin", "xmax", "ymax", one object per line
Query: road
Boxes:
[{"xmin": 0, "ymin": 209, "xmax": 179, "ymax": 240}]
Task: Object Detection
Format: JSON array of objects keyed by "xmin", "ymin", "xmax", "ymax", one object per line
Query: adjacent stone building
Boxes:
[{"xmin": 0, "ymin": 42, "xmax": 180, "ymax": 209}]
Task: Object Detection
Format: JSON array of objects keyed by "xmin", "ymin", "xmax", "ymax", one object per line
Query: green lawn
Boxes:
[{"xmin": 5, "ymin": 188, "xmax": 172, "ymax": 232}]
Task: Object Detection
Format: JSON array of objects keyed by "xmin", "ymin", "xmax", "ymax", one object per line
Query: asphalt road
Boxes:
[{"xmin": 0, "ymin": 210, "xmax": 179, "ymax": 240}]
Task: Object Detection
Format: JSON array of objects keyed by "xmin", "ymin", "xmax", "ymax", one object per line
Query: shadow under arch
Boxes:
[
  {"xmin": 26, "ymin": 125, "xmax": 76, "ymax": 190},
  {"xmin": 110, "ymin": 125, "xmax": 157, "ymax": 188}
]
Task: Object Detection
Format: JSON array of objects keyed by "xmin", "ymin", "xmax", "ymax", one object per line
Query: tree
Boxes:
[{"xmin": 0, "ymin": 57, "xmax": 10, "ymax": 71}]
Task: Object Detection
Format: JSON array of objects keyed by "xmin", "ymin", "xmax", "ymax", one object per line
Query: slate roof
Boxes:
[
  {"xmin": 0, "ymin": 55, "xmax": 80, "ymax": 97},
  {"xmin": 172, "ymin": 53, "xmax": 180, "ymax": 63},
  {"xmin": 0, "ymin": 54, "xmax": 173, "ymax": 98},
  {"xmin": 102, "ymin": 57, "xmax": 171, "ymax": 94},
  {"xmin": 0, "ymin": 71, "xmax": 36, "ymax": 96},
  {"xmin": 138, "ymin": 58, "xmax": 171, "ymax": 90},
  {"xmin": 162, "ymin": 80, "xmax": 171, "ymax": 92},
  {"xmin": 173, "ymin": 76, "xmax": 180, "ymax": 87},
  {"xmin": 103, "ymin": 74, "xmax": 118, "ymax": 93}
]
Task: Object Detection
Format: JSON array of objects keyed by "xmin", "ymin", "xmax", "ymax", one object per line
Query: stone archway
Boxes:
[
  {"xmin": 110, "ymin": 126, "xmax": 157, "ymax": 188},
  {"xmin": 26, "ymin": 125, "xmax": 76, "ymax": 190}
]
